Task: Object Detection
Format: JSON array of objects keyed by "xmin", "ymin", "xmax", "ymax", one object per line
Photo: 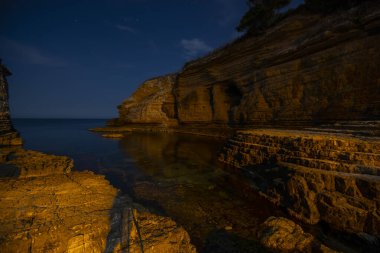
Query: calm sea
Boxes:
[
  {"xmin": 12, "ymin": 118, "xmax": 230, "ymax": 188},
  {"xmin": 13, "ymin": 119, "xmax": 123, "ymax": 171},
  {"xmin": 12, "ymin": 118, "xmax": 285, "ymax": 251},
  {"xmin": 13, "ymin": 118, "xmax": 367, "ymax": 252}
]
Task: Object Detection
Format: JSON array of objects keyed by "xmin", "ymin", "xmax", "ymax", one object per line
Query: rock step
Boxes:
[
  {"xmin": 220, "ymin": 130, "xmax": 380, "ymax": 172},
  {"xmin": 219, "ymin": 128, "xmax": 380, "ymax": 235},
  {"xmin": 279, "ymin": 161, "xmax": 380, "ymax": 200}
]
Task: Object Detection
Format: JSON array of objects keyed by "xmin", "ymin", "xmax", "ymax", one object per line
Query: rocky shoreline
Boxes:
[
  {"xmin": 90, "ymin": 3, "xmax": 380, "ymax": 250},
  {"xmin": 2, "ymin": 1, "xmax": 380, "ymax": 252},
  {"xmin": 219, "ymin": 129, "xmax": 380, "ymax": 236},
  {"xmin": 0, "ymin": 62, "xmax": 198, "ymax": 252},
  {"xmin": 0, "ymin": 147, "xmax": 196, "ymax": 253}
]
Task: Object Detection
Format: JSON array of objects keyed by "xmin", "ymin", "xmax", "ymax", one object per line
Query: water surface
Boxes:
[{"xmin": 14, "ymin": 119, "xmax": 285, "ymax": 252}]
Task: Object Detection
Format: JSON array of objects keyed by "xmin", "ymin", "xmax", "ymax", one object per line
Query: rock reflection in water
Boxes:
[{"xmin": 112, "ymin": 132, "xmax": 284, "ymax": 252}]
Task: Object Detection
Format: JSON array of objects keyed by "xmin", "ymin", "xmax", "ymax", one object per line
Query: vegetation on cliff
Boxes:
[
  {"xmin": 237, "ymin": 0, "xmax": 376, "ymax": 35},
  {"xmin": 236, "ymin": 0, "xmax": 291, "ymax": 34}
]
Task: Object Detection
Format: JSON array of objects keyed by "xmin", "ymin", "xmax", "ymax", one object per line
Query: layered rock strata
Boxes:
[
  {"xmin": 219, "ymin": 129, "xmax": 380, "ymax": 237},
  {"xmin": 114, "ymin": 74, "xmax": 178, "ymax": 127},
  {"xmin": 112, "ymin": 2, "xmax": 380, "ymax": 128},
  {"xmin": 0, "ymin": 148, "xmax": 196, "ymax": 253}
]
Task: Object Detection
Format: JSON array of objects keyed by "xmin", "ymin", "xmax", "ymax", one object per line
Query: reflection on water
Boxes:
[
  {"xmin": 112, "ymin": 132, "xmax": 284, "ymax": 252},
  {"xmin": 13, "ymin": 119, "xmax": 284, "ymax": 252},
  {"xmin": 119, "ymin": 133, "xmax": 224, "ymax": 185}
]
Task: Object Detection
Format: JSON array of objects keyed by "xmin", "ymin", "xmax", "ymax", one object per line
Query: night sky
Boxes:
[{"xmin": 1, "ymin": 0, "xmax": 303, "ymax": 119}]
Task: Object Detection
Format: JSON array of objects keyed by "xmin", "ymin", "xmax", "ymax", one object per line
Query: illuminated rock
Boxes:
[
  {"xmin": 0, "ymin": 149, "xmax": 196, "ymax": 253},
  {"xmin": 219, "ymin": 129, "xmax": 380, "ymax": 236},
  {"xmin": 258, "ymin": 217, "xmax": 336, "ymax": 252},
  {"xmin": 115, "ymin": 74, "xmax": 178, "ymax": 126},
  {"xmin": 113, "ymin": 2, "xmax": 380, "ymax": 128}
]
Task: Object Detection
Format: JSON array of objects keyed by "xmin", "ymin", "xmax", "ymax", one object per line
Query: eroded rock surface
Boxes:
[
  {"xmin": 219, "ymin": 129, "xmax": 380, "ymax": 236},
  {"xmin": 258, "ymin": 217, "xmax": 336, "ymax": 252},
  {"xmin": 111, "ymin": 2, "xmax": 380, "ymax": 128},
  {"xmin": 115, "ymin": 73, "xmax": 178, "ymax": 126},
  {"xmin": 0, "ymin": 148, "xmax": 196, "ymax": 253},
  {"xmin": 0, "ymin": 149, "xmax": 73, "ymax": 178}
]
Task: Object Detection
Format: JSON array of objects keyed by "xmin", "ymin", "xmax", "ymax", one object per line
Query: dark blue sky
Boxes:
[{"xmin": 1, "ymin": 0, "xmax": 303, "ymax": 118}]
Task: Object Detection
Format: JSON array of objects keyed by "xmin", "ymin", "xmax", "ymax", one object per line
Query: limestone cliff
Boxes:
[
  {"xmin": 114, "ymin": 1, "xmax": 380, "ymax": 127},
  {"xmin": 115, "ymin": 74, "xmax": 178, "ymax": 126},
  {"xmin": 0, "ymin": 61, "xmax": 21, "ymax": 145}
]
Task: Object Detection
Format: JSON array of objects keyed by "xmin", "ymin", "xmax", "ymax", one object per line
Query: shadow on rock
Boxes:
[{"xmin": 104, "ymin": 193, "xmax": 196, "ymax": 253}]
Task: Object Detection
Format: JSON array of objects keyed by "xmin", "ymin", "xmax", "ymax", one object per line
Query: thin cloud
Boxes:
[
  {"xmin": 181, "ymin": 38, "xmax": 212, "ymax": 58},
  {"xmin": 0, "ymin": 37, "xmax": 67, "ymax": 67},
  {"xmin": 116, "ymin": 24, "xmax": 136, "ymax": 33}
]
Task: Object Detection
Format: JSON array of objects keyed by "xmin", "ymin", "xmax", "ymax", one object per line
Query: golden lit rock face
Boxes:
[
  {"xmin": 219, "ymin": 129, "xmax": 380, "ymax": 236},
  {"xmin": 115, "ymin": 2, "xmax": 380, "ymax": 127},
  {"xmin": 257, "ymin": 217, "xmax": 336, "ymax": 252},
  {"xmin": 0, "ymin": 149, "xmax": 73, "ymax": 178},
  {"xmin": 176, "ymin": 3, "xmax": 380, "ymax": 125},
  {"xmin": 117, "ymin": 74, "xmax": 178, "ymax": 126},
  {"xmin": 0, "ymin": 170, "xmax": 117, "ymax": 252},
  {"xmin": 0, "ymin": 60, "xmax": 196, "ymax": 252},
  {"xmin": 0, "ymin": 149, "xmax": 196, "ymax": 253},
  {"xmin": 101, "ymin": 133, "xmax": 125, "ymax": 139},
  {"xmin": 0, "ymin": 132, "xmax": 22, "ymax": 146}
]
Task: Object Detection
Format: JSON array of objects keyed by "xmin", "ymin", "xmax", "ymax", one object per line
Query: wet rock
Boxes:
[
  {"xmin": 132, "ymin": 180, "xmax": 283, "ymax": 252},
  {"xmin": 102, "ymin": 133, "xmax": 124, "ymax": 139}
]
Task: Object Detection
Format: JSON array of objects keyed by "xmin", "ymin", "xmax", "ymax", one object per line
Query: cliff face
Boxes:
[
  {"xmin": 177, "ymin": 3, "xmax": 380, "ymax": 125},
  {"xmin": 116, "ymin": 74, "xmax": 178, "ymax": 126},
  {"xmin": 115, "ymin": 2, "xmax": 380, "ymax": 127},
  {"xmin": 0, "ymin": 62, "xmax": 21, "ymax": 145}
]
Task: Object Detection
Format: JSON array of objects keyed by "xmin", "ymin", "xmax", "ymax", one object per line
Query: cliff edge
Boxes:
[{"xmin": 112, "ymin": 1, "xmax": 380, "ymax": 129}]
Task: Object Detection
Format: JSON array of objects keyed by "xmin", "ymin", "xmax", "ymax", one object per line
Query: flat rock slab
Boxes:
[
  {"xmin": 219, "ymin": 128, "xmax": 380, "ymax": 236},
  {"xmin": 0, "ymin": 149, "xmax": 196, "ymax": 253}
]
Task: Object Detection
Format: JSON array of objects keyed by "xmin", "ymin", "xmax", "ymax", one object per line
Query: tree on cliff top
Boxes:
[{"xmin": 236, "ymin": 0, "xmax": 291, "ymax": 34}]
